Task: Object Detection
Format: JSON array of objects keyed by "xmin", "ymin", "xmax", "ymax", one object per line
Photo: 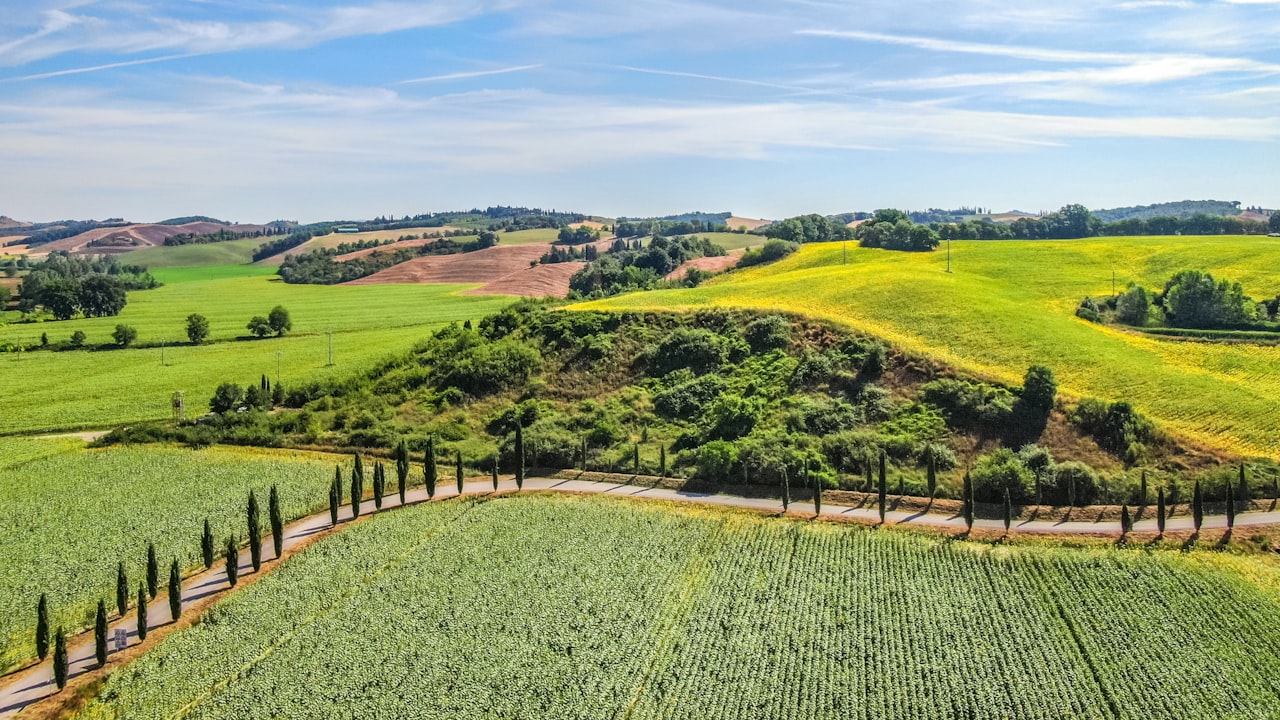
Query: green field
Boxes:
[
  {"xmin": 117, "ymin": 237, "xmax": 275, "ymax": 268},
  {"xmin": 73, "ymin": 493, "xmax": 1280, "ymax": 720},
  {"xmin": 0, "ymin": 439, "xmax": 338, "ymax": 672},
  {"xmin": 691, "ymin": 231, "xmax": 765, "ymax": 251},
  {"xmin": 579, "ymin": 236, "xmax": 1280, "ymax": 459},
  {"xmin": 0, "ymin": 268, "xmax": 512, "ymax": 433}
]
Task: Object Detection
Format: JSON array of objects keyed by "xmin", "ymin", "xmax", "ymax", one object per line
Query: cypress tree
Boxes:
[
  {"xmin": 813, "ymin": 472, "xmax": 822, "ymax": 516},
  {"xmin": 225, "ymin": 537, "xmax": 238, "ymax": 587},
  {"xmin": 34, "ymin": 593, "xmax": 51, "ymax": 660},
  {"xmin": 1226, "ymin": 484, "xmax": 1236, "ymax": 529},
  {"xmin": 396, "ymin": 440, "xmax": 409, "ymax": 504},
  {"xmin": 877, "ymin": 463, "xmax": 887, "ymax": 523},
  {"xmin": 350, "ymin": 459, "xmax": 362, "ymax": 519},
  {"xmin": 353, "ymin": 453, "xmax": 364, "ymax": 492},
  {"xmin": 374, "ymin": 463, "xmax": 385, "ymax": 510},
  {"xmin": 146, "ymin": 543, "xmax": 159, "ymax": 599},
  {"xmin": 962, "ymin": 470, "xmax": 974, "ymax": 530},
  {"xmin": 425, "ymin": 435, "xmax": 438, "ymax": 499},
  {"xmin": 1139, "ymin": 470, "xmax": 1148, "ymax": 507},
  {"xmin": 201, "ymin": 519, "xmax": 215, "ymax": 569},
  {"xmin": 515, "ymin": 422, "xmax": 525, "ymax": 490},
  {"xmin": 269, "ymin": 485, "xmax": 284, "ymax": 558},
  {"xmin": 659, "ymin": 445, "xmax": 667, "ymax": 478},
  {"xmin": 456, "ymin": 451, "xmax": 464, "ymax": 494},
  {"xmin": 1003, "ymin": 489, "xmax": 1012, "ymax": 532},
  {"xmin": 1157, "ymin": 487, "xmax": 1166, "ymax": 535},
  {"xmin": 878, "ymin": 450, "xmax": 887, "ymax": 497},
  {"xmin": 136, "ymin": 583, "xmax": 148, "ymax": 641},
  {"xmin": 1120, "ymin": 504, "xmax": 1132, "ymax": 534},
  {"xmin": 492, "ymin": 458, "xmax": 500, "ymax": 491},
  {"xmin": 52, "ymin": 627, "xmax": 67, "ymax": 690},
  {"xmin": 782, "ymin": 467, "xmax": 790, "ymax": 511},
  {"xmin": 633, "ymin": 443, "xmax": 640, "ymax": 474},
  {"xmin": 247, "ymin": 490, "xmax": 262, "ymax": 572},
  {"xmin": 116, "ymin": 562, "xmax": 128, "ymax": 617},
  {"xmin": 168, "ymin": 559, "xmax": 182, "ymax": 622},
  {"xmin": 1192, "ymin": 480, "xmax": 1204, "ymax": 531},
  {"xmin": 94, "ymin": 599, "xmax": 108, "ymax": 666},
  {"xmin": 1238, "ymin": 464, "xmax": 1249, "ymax": 510},
  {"xmin": 926, "ymin": 450, "xmax": 937, "ymax": 499},
  {"xmin": 329, "ymin": 467, "xmax": 341, "ymax": 525}
]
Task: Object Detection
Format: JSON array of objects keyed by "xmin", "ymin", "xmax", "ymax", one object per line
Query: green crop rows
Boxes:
[
  {"xmin": 0, "ymin": 440, "xmax": 336, "ymax": 672},
  {"xmin": 75, "ymin": 494, "xmax": 1280, "ymax": 720}
]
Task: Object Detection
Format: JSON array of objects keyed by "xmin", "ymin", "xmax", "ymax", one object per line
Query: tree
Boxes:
[
  {"xmin": 1163, "ymin": 270, "xmax": 1258, "ymax": 329},
  {"xmin": 247, "ymin": 316, "xmax": 273, "ymax": 337},
  {"xmin": 225, "ymin": 537, "xmax": 238, "ymax": 587},
  {"xmin": 456, "ymin": 451, "xmax": 464, "ymax": 494},
  {"xmin": 168, "ymin": 559, "xmax": 181, "ymax": 622},
  {"xmin": 633, "ymin": 443, "xmax": 641, "ymax": 474},
  {"xmin": 247, "ymin": 490, "xmax": 262, "ymax": 572},
  {"xmin": 69, "ymin": 330, "xmax": 86, "ymax": 348},
  {"xmin": 112, "ymin": 324, "xmax": 138, "ymax": 347},
  {"xmin": 185, "ymin": 313, "xmax": 210, "ymax": 344},
  {"xmin": 425, "ymin": 436, "xmax": 438, "ymax": 499},
  {"xmin": 53, "ymin": 627, "xmax": 68, "ymax": 690},
  {"xmin": 210, "ymin": 383, "xmax": 245, "ymax": 413},
  {"xmin": 1238, "ymin": 464, "xmax": 1249, "ymax": 510},
  {"xmin": 1271, "ymin": 211, "xmax": 1280, "ymax": 233},
  {"xmin": 1116, "ymin": 284, "xmax": 1152, "ymax": 326},
  {"xmin": 269, "ymin": 485, "xmax": 284, "ymax": 558},
  {"xmin": 492, "ymin": 458, "xmax": 500, "ymax": 491},
  {"xmin": 268, "ymin": 305, "xmax": 292, "ymax": 336},
  {"xmin": 1157, "ymin": 487, "xmax": 1166, "ymax": 535},
  {"xmin": 1192, "ymin": 480, "xmax": 1204, "ymax": 531},
  {"xmin": 79, "ymin": 275, "xmax": 127, "ymax": 317},
  {"xmin": 395, "ymin": 440, "xmax": 409, "ymax": 504},
  {"xmin": 95, "ymin": 599, "xmax": 108, "ymax": 666},
  {"xmin": 202, "ymin": 519, "xmax": 215, "ymax": 568},
  {"xmin": 36, "ymin": 594, "xmax": 49, "ymax": 660},
  {"xmin": 515, "ymin": 422, "xmax": 525, "ymax": 490},
  {"xmin": 272, "ymin": 381, "xmax": 284, "ymax": 406},
  {"xmin": 329, "ymin": 467, "xmax": 341, "ymax": 525},
  {"xmin": 350, "ymin": 459, "xmax": 362, "ymax": 519},
  {"xmin": 1013, "ymin": 366, "xmax": 1056, "ymax": 443},
  {"xmin": 136, "ymin": 583, "xmax": 148, "ymax": 641},
  {"xmin": 877, "ymin": 460, "xmax": 888, "ymax": 523},
  {"xmin": 1121, "ymin": 504, "xmax": 1132, "ymax": 534},
  {"xmin": 1139, "ymin": 470, "xmax": 1148, "ymax": 507},
  {"xmin": 146, "ymin": 543, "xmax": 159, "ymax": 599},
  {"xmin": 1003, "ymin": 489, "xmax": 1013, "ymax": 532},
  {"xmin": 116, "ymin": 562, "xmax": 129, "ymax": 616},
  {"xmin": 813, "ymin": 469, "xmax": 822, "ymax": 516},
  {"xmin": 372, "ymin": 463, "xmax": 384, "ymax": 510},
  {"xmin": 962, "ymin": 470, "xmax": 974, "ymax": 530}
]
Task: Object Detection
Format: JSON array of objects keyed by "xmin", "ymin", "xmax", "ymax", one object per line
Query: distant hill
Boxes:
[
  {"xmin": 158, "ymin": 216, "xmax": 230, "ymax": 226},
  {"xmin": 617, "ymin": 211, "xmax": 732, "ymax": 225},
  {"xmin": 0, "ymin": 216, "xmax": 31, "ymax": 231},
  {"xmin": 1093, "ymin": 200, "xmax": 1242, "ymax": 223}
]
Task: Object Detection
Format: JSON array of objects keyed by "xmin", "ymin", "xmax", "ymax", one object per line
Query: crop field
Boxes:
[
  {"xmin": 74, "ymin": 494, "xmax": 1280, "ymax": 720},
  {"xmin": 0, "ymin": 439, "xmax": 338, "ymax": 672},
  {"xmin": 0, "ymin": 268, "xmax": 512, "ymax": 432},
  {"xmin": 579, "ymin": 236, "xmax": 1280, "ymax": 459},
  {"xmin": 117, "ymin": 237, "xmax": 275, "ymax": 268}
]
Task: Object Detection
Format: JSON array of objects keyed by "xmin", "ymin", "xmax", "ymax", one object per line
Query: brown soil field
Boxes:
[
  {"xmin": 345, "ymin": 243, "xmax": 587, "ymax": 298},
  {"xmin": 725, "ymin": 215, "xmax": 771, "ymax": 231},
  {"xmin": 37, "ymin": 222, "xmax": 272, "ymax": 255},
  {"xmin": 663, "ymin": 254, "xmax": 740, "ymax": 280},
  {"xmin": 569, "ymin": 221, "xmax": 606, "ymax": 230},
  {"xmin": 846, "ymin": 219, "xmax": 868, "ymax": 228},
  {"xmin": 258, "ymin": 226, "xmax": 468, "ymax": 265},
  {"xmin": 467, "ymin": 262, "xmax": 583, "ymax": 298}
]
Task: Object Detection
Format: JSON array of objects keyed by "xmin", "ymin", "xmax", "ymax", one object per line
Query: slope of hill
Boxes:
[
  {"xmin": 578, "ymin": 235, "xmax": 1280, "ymax": 460},
  {"xmin": 345, "ymin": 242, "xmax": 587, "ymax": 297},
  {"xmin": 0, "ymin": 216, "xmax": 29, "ymax": 231},
  {"xmin": 1094, "ymin": 200, "xmax": 1242, "ymax": 222},
  {"xmin": 34, "ymin": 221, "xmax": 274, "ymax": 255}
]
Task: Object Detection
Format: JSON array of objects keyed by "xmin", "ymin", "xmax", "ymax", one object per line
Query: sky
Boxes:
[{"xmin": 0, "ymin": 0, "xmax": 1278, "ymax": 223}]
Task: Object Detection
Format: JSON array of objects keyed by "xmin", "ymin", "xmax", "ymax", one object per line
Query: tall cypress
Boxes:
[
  {"xmin": 146, "ymin": 543, "xmax": 159, "ymax": 599},
  {"xmin": 201, "ymin": 519, "xmax": 215, "ymax": 569},
  {"xmin": 374, "ymin": 463, "xmax": 385, "ymax": 510},
  {"xmin": 94, "ymin": 600, "xmax": 108, "ymax": 666},
  {"xmin": 877, "ymin": 464, "xmax": 887, "ymax": 523},
  {"xmin": 225, "ymin": 537, "xmax": 238, "ymax": 587},
  {"xmin": 350, "ymin": 459, "xmax": 362, "ymax": 519},
  {"xmin": 35, "ymin": 593, "xmax": 50, "ymax": 660},
  {"xmin": 247, "ymin": 490, "xmax": 262, "ymax": 572},
  {"xmin": 878, "ymin": 451, "xmax": 887, "ymax": 497},
  {"xmin": 329, "ymin": 467, "xmax": 341, "ymax": 525},
  {"xmin": 396, "ymin": 440, "xmax": 409, "ymax": 504},
  {"xmin": 492, "ymin": 458, "xmax": 500, "ymax": 491},
  {"xmin": 269, "ymin": 485, "xmax": 284, "ymax": 558},
  {"xmin": 1120, "ymin": 504, "xmax": 1132, "ymax": 535},
  {"xmin": 515, "ymin": 422, "xmax": 525, "ymax": 490},
  {"xmin": 136, "ymin": 583, "xmax": 148, "ymax": 641},
  {"xmin": 1226, "ymin": 484, "xmax": 1236, "ymax": 529},
  {"xmin": 813, "ymin": 471, "xmax": 822, "ymax": 516},
  {"xmin": 962, "ymin": 470, "xmax": 974, "ymax": 530},
  {"xmin": 52, "ymin": 627, "xmax": 67, "ymax": 690},
  {"xmin": 926, "ymin": 450, "xmax": 937, "ymax": 499},
  {"xmin": 1157, "ymin": 487, "xmax": 1166, "ymax": 535},
  {"xmin": 425, "ymin": 435, "xmax": 438, "ymax": 499},
  {"xmin": 456, "ymin": 450, "xmax": 464, "ymax": 494},
  {"xmin": 1192, "ymin": 480, "xmax": 1204, "ymax": 531},
  {"xmin": 1238, "ymin": 464, "xmax": 1249, "ymax": 511},
  {"xmin": 782, "ymin": 467, "xmax": 791, "ymax": 511},
  {"xmin": 659, "ymin": 445, "xmax": 667, "ymax": 478},
  {"xmin": 353, "ymin": 453, "xmax": 365, "ymax": 494},
  {"xmin": 1003, "ymin": 489, "xmax": 1012, "ymax": 532},
  {"xmin": 1139, "ymin": 470, "xmax": 1148, "ymax": 507},
  {"xmin": 633, "ymin": 443, "xmax": 640, "ymax": 474},
  {"xmin": 168, "ymin": 559, "xmax": 182, "ymax": 622},
  {"xmin": 116, "ymin": 562, "xmax": 129, "ymax": 617}
]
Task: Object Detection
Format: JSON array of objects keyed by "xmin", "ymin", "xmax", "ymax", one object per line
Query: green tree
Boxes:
[
  {"xmin": 659, "ymin": 445, "xmax": 667, "ymax": 478},
  {"xmin": 247, "ymin": 316, "xmax": 272, "ymax": 337},
  {"xmin": 185, "ymin": 313, "xmax": 210, "ymax": 344},
  {"xmin": 168, "ymin": 559, "xmax": 181, "ymax": 622},
  {"xmin": 1012, "ymin": 365, "xmax": 1056, "ymax": 442},
  {"xmin": 112, "ymin": 324, "xmax": 138, "ymax": 347},
  {"xmin": 425, "ymin": 436, "xmax": 438, "ymax": 499},
  {"xmin": 36, "ymin": 593, "xmax": 49, "ymax": 660},
  {"xmin": 877, "ymin": 461, "xmax": 887, "ymax": 523},
  {"xmin": 962, "ymin": 470, "xmax": 974, "ymax": 530},
  {"xmin": 395, "ymin": 440, "xmax": 409, "ymax": 504},
  {"xmin": 247, "ymin": 490, "xmax": 262, "ymax": 572},
  {"xmin": 1238, "ymin": 464, "xmax": 1249, "ymax": 510},
  {"xmin": 69, "ymin": 330, "xmax": 87, "ymax": 348},
  {"xmin": 1121, "ymin": 504, "xmax": 1132, "ymax": 534},
  {"xmin": 456, "ymin": 451, "xmax": 464, "ymax": 494},
  {"xmin": 1157, "ymin": 487, "xmax": 1166, "ymax": 535},
  {"xmin": 146, "ymin": 543, "xmax": 159, "ymax": 599},
  {"xmin": 94, "ymin": 599, "xmax": 108, "ymax": 666},
  {"xmin": 329, "ymin": 467, "xmax": 341, "ymax": 525},
  {"xmin": 781, "ymin": 467, "xmax": 790, "ymax": 511},
  {"xmin": 350, "ymin": 459, "xmax": 362, "ymax": 519},
  {"xmin": 492, "ymin": 458, "xmax": 500, "ymax": 491},
  {"xmin": 1003, "ymin": 489, "xmax": 1013, "ymax": 532},
  {"xmin": 225, "ymin": 537, "xmax": 238, "ymax": 587},
  {"xmin": 269, "ymin": 485, "xmax": 284, "ymax": 558},
  {"xmin": 515, "ymin": 422, "xmax": 525, "ymax": 490},
  {"xmin": 1116, "ymin": 284, "xmax": 1152, "ymax": 326},
  {"xmin": 78, "ymin": 275, "xmax": 127, "ymax": 317},
  {"xmin": 53, "ymin": 627, "xmax": 68, "ymax": 690},
  {"xmin": 813, "ymin": 468, "xmax": 822, "ymax": 516},
  {"xmin": 136, "ymin": 583, "xmax": 148, "ymax": 641},
  {"xmin": 210, "ymin": 383, "xmax": 245, "ymax": 413},
  {"xmin": 926, "ymin": 449, "xmax": 937, "ymax": 499},
  {"xmin": 1193, "ymin": 480, "xmax": 1204, "ymax": 531},
  {"xmin": 1139, "ymin": 470, "xmax": 1148, "ymax": 506},
  {"xmin": 116, "ymin": 562, "xmax": 128, "ymax": 616},
  {"xmin": 1270, "ymin": 211, "xmax": 1280, "ymax": 233},
  {"xmin": 268, "ymin": 305, "xmax": 292, "ymax": 336},
  {"xmin": 202, "ymin": 519, "xmax": 214, "ymax": 568}
]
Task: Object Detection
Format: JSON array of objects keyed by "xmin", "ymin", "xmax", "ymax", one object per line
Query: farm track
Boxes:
[{"xmin": 3, "ymin": 475, "xmax": 1277, "ymax": 718}]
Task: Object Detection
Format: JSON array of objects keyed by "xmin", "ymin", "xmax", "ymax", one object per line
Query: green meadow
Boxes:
[
  {"xmin": 117, "ymin": 237, "xmax": 274, "ymax": 268},
  {"xmin": 579, "ymin": 235, "xmax": 1280, "ymax": 459}
]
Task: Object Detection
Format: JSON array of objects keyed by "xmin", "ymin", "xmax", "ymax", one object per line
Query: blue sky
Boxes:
[{"xmin": 1, "ymin": 0, "xmax": 1277, "ymax": 223}]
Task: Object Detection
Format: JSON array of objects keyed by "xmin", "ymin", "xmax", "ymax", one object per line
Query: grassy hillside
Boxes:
[
  {"xmin": 0, "ymin": 439, "xmax": 337, "ymax": 672},
  {"xmin": 578, "ymin": 236, "xmax": 1280, "ymax": 459},
  {"xmin": 0, "ymin": 268, "xmax": 511, "ymax": 432},
  {"xmin": 74, "ymin": 493, "xmax": 1280, "ymax": 720},
  {"xmin": 117, "ymin": 237, "xmax": 273, "ymax": 268}
]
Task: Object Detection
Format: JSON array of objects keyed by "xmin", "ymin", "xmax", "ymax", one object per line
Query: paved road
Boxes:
[{"xmin": 1, "ymin": 476, "xmax": 1274, "ymax": 717}]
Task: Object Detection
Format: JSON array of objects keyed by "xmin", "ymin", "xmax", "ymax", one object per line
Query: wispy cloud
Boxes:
[
  {"xmin": 1, "ymin": 53, "xmax": 203, "ymax": 82},
  {"xmin": 398, "ymin": 64, "xmax": 542, "ymax": 85}
]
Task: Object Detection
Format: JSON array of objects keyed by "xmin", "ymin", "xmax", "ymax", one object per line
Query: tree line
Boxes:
[
  {"xmin": 13, "ymin": 253, "xmax": 157, "ymax": 320},
  {"xmin": 277, "ymin": 233, "xmax": 498, "ymax": 285}
]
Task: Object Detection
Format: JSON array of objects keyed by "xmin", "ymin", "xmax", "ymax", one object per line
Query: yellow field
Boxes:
[{"xmin": 578, "ymin": 236, "xmax": 1280, "ymax": 459}]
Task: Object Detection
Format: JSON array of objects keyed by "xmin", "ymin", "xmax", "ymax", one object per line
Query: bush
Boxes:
[
  {"xmin": 1071, "ymin": 398, "xmax": 1157, "ymax": 460},
  {"xmin": 743, "ymin": 315, "xmax": 792, "ymax": 352},
  {"xmin": 210, "ymin": 383, "xmax": 245, "ymax": 413},
  {"xmin": 653, "ymin": 375, "xmax": 726, "ymax": 420},
  {"xmin": 970, "ymin": 449, "xmax": 1033, "ymax": 503},
  {"xmin": 112, "ymin": 324, "xmax": 138, "ymax": 347},
  {"xmin": 1052, "ymin": 461, "xmax": 1100, "ymax": 506},
  {"xmin": 738, "ymin": 239, "xmax": 799, "ymax": 268},
  {"xmin": 695, "ymin": 440, "xmax": 739, "ymax": 482},
  {"xmin": 650, "ymin": 328, "xmax": 724, "ymax": 376},
  {"xmin": 1011, "ymin": 365, "xmax": 1056, "ymax": 442},
  {"xmin": 703, "ymin": 394, "xmax": 762, "ymax": 441},
  {"xmin": 920, "ymin": 378, "xmax": 1014, "ymax": 433},
  {"xmin": 1115, "ymin": 284, "xmax": 1152, "ymax": 326}
]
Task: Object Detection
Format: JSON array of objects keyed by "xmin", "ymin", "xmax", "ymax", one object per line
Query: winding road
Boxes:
[{"xmin": 1, "ymin": 474, "xmax": 1275, "ymax": 718}]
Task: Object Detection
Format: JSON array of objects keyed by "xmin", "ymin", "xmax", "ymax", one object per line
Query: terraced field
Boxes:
[
  {"xmin": 579, "ymin": 236, "xmax": 1280, "ymax": 459},
  {"xmin": 0, "ymin": 440, "xmax": 338, "ymax": 672},
  {"xmin": 72, "ymin": 494, "xmax": 1280, "ymax": 719}
]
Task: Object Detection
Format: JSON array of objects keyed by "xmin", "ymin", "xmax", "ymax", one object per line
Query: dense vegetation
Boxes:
[
  {"xmin": 5, "ymin": 219, "xmax": 129, "ymax": 248},
  {"xmin": 277, "ymin": 232, "xmax": 498, "ymax": 284},
  {"xmin": 161, "ymin": 226, "xmax": 276, "ymax": 245},
  {"xmin": 13, "ymin": 253, "xmax": 157, "ymax": 320},
  {"xmin": 568, "ymin": 236, "xmax": 725, "ymax": 296},
  {"xmin": 1078, "ymin": 269, "xmax": 1277, "ymax": 332},
  {"xmin": 73, "ymin": 494, "xmax": 1280, "ymax": 720},
  {"xmin": 1092, "ymin": 199, "xmax": 1252, "ymax": 223}
]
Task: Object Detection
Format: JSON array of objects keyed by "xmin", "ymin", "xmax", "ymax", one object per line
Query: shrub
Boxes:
[
  {"xmin": 920, "ymin": 378, "xmax": 1014, "ymax": 433},
  {"xmin": 743, "ymin": 315, "xmax": 792, "ymax": 352},
  {"xmin": 210, "ymin": 383, "xmax": 245, "ymax": 414},
  {"xmin": 738, "ymin": 239, "xmax": 799, "ymax": 267},
  {"xmin": 186, "ymin": 313, "xmax": 210, "ymax": 343},
  {"xmin": 703, "ymin": 394, "xmax": 762, "ymax": 441},
  {"xmin": 112, "ymin": 324, "xmax": 138, "ymax": 347},
  {"xmin": 650, "ymin": 328, "xmax": 724, "ymax": 376},
  {"xmin": 1052, "ymin": 461, "xmax": 1101, "ymax": 506},
  {"xmin": 1012, "ymin": 366, "xmax": 1056, "ymax": 442},
  {"xmin": 654, "ymin": 375, "xmax": 726, "ymax": 420},
  {"xmin": 1116, "ymin": 284, "xmax": 1152, "ymax": 326},
  {"xmin": 970, "ymin": 449, "xmax": 1033, "ymax": 503},
  {"xmin": 695, "ymin": 440, "xmax": 738, "ymax": 482}
]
